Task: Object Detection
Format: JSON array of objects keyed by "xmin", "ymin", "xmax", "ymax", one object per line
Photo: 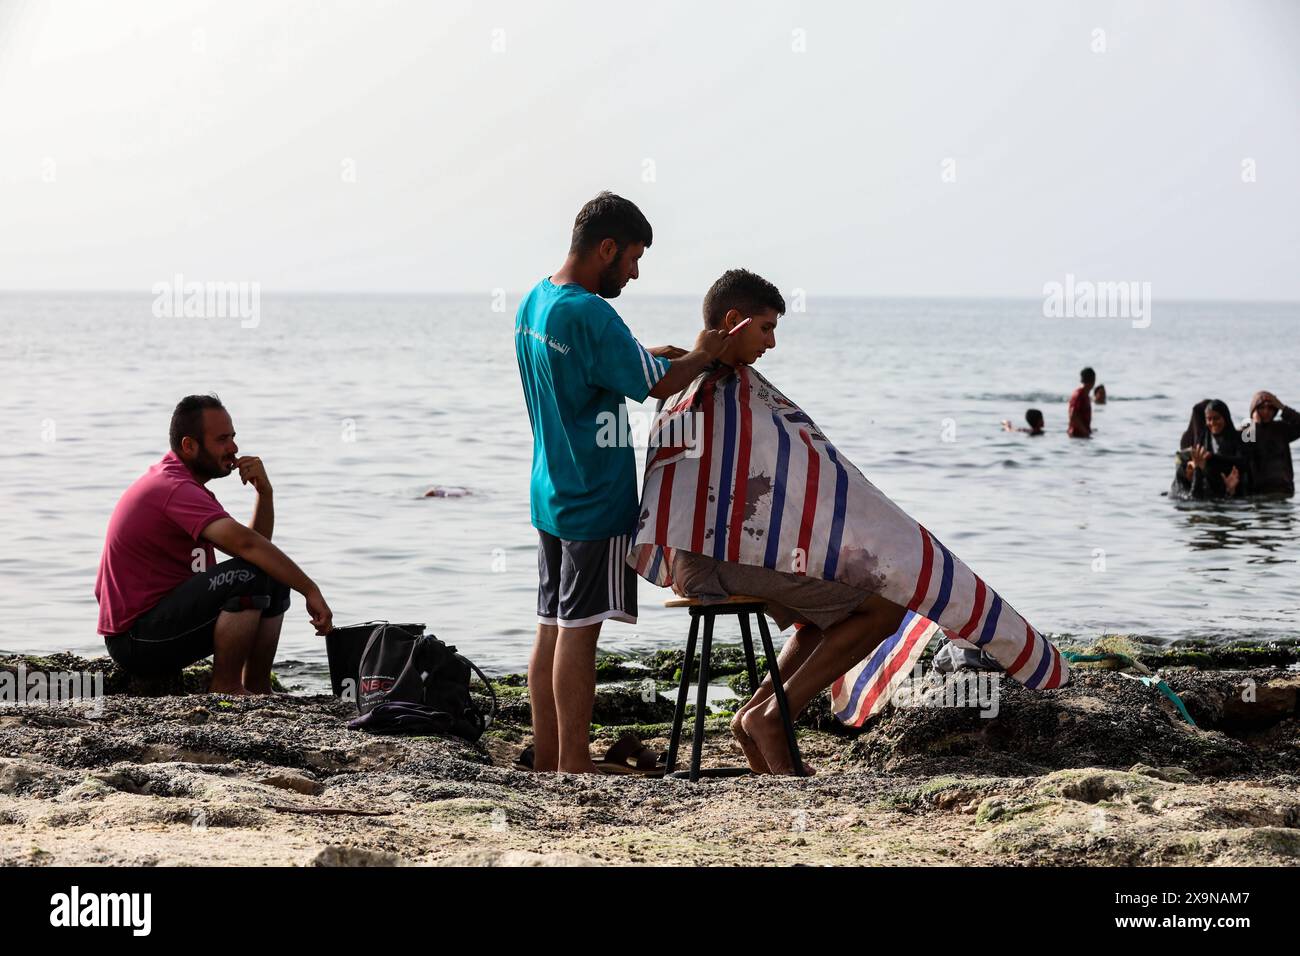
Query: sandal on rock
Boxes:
[{"xmin": 594, "ymin": 734, "xmax": 666, "ymax": 777}]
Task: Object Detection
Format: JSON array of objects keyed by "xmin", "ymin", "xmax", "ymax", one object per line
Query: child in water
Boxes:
[{"xmin": 1001, "ymin": 408, "xmax": 1045, "ymax": 435}]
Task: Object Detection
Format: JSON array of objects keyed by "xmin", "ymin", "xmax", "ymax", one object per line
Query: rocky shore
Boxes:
[{"xmin": 2, "ymin": 637, "xmax": 1299, "ymax": 866}]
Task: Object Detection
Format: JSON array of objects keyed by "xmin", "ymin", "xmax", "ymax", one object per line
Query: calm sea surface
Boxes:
[{"xmin": 1, "ymin": 293, "xmax": 1295, "ymax": 692}]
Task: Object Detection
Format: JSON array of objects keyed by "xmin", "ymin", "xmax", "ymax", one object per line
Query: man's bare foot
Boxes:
[
  {"xmin": 740, "ymin": 706, "xmax": 816, "ymax": 776},
  {"xmin": 731, "ymin": 709, "xmax": 769, "ymax": 773},
  {"xmin": 208, "ymin": 683, "xmax": 250, "ymax": 696}
]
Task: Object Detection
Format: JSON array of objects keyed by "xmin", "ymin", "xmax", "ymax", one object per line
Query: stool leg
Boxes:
[
  {"xmin": 665, "ymin": 611, "xmax": 699, "ymax": 773},
  {"xmin": 738, "ymin": 613, "xmax": 759, "ymax": 696},
  {"xmin": 756, "ymin": 613, "xmax": 806, "ymax": 777},
  {"xmin": 689, "ymin": 613, "xmax": 714, "ymax": 782}
]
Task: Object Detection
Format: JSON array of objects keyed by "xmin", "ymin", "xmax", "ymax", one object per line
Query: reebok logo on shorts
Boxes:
[{"xmin": 208, "ymin": 569, "xmax": 255, "ymax": 591}]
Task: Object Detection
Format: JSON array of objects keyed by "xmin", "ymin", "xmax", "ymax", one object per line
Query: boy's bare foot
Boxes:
[
  {"xmin": 730, "ymin": 709, "xmax": 769, "ymax": 773},
  {"xmin": 740, "ymin": 706, "xmax": 816, "ymax": 776}
]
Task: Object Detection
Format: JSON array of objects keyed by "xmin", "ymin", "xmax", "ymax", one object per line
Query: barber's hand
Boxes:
[
  {"xmin": 305, "ymin": 587, "xmax": 333, "ymax": 635},
  {"xmin": 694, "ymin": 328, "xmax": 728, "ymax": 359},
  {"xmin": 236, "ymin": 456, "xmax": 272, "ymax": 494},
  {"xmin": 650, "ymin": 345, "xmax": 688, "ymax": 360}
]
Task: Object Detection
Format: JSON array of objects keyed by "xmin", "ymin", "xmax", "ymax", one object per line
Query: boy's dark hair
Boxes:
[
  {"xmin": 569, "ymin": 191, "xmax": 653, "ymax": 255},
  {"xmin": 702, "ymin": 268, "xmax": 786, "ymax": 329},
  {"xmin": 1026, "ymin": 408, "xmax": 1045, "ymax": 428},
  {"xmin": 170, "ymin": 394, "xmax": 226, "ymax": 454},
  {"xmin": 1081, "ymin": 366, "xmax": 1096, "ymax": 385}
]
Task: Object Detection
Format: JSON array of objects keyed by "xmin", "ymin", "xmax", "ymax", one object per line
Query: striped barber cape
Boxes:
[{"xmin": 627, "ymin": 362, "xmax": 1069, "ymax": 726}]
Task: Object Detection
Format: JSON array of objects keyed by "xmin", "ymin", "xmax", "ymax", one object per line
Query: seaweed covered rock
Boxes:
[
  {"xmin": 644, "ymin": 643, "xmax": 754, "ymax": 681},
  {"xmin": 0, "ymin": 652, "xmax": 284, "ymax": 696},
  {"xmin": 1059, "ymin": 635, "xmax": 1300, "ymax": 671},
  {"xmin": 1161, "ymin": 669, "xmax": 1299, "ymax": 731},
  {"xmin": 850, "ymin": 670, "xmax": 1273, "ymax": 778},
  {"xmin": 482, "ymin": 680, "xmax": 674, "ymax": 727}
]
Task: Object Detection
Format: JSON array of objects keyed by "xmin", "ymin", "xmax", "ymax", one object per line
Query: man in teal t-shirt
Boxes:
[{"xmin": 515, "ymin": 191, "xmax": 725, "ymax": 774}]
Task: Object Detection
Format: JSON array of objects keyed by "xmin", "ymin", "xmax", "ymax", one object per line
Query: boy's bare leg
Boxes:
[
  {"xmin": 732, "ymin": 622, "xmax": 823, "ymax": 773},
  {"xmin": 528, "ymin": 623, "xmax": 559, "ymax": 771},
  {"xmin": 209, "ymin": 608, "xmax": 260, "ymax": 695},
  {"xmin": 742, "ymin": 595, "xmax": 907, "ymax": 774},
  {"xmin": 553, "ymin": 621, "xmax": 602, "ymax": 774},
  {"xmin": 243, "ymin": 613, "xmax": 284, "ymax": 694}
]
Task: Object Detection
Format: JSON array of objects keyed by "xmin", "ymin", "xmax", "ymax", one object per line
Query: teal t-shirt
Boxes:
[{"xmin": 515, "ymin": 278, "xmax": 670, "ymax": 541}]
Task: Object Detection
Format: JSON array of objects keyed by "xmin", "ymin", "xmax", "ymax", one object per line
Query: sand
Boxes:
[{"xmin": 2, "ymin": 648, "xmax": 1298, "ymax": 866}]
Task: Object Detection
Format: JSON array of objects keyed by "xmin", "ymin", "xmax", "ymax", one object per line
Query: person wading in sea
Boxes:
[
  {"xmin": 1068, "ymin": 367, "xmax": 1096, "ymax": 438},
  {"xmin": 1242, "ymin": 390, "xmax": 1300, "ymax": 497}
]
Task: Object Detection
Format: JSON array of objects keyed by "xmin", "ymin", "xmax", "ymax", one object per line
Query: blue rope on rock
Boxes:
[{"xmin": 1062, "ymin": 650, "xmax": 1198, "ymax": 728}]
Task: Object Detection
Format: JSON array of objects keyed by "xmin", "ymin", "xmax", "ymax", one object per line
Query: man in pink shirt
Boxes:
[
  {"xmin": 96, "ymin": 395, "xmax": 333, "ymax": 694},
  {"xmin": 1067, "ymin": 366, "xmax": 1095, "ymax": 438}
]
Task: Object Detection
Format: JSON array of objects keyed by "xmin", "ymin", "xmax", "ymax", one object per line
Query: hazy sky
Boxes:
[{"xmin": 1, "ymin": 0, "xmax": 1297, "ymax": 298}]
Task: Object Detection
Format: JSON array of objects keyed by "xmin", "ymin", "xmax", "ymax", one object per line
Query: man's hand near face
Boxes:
[
  {"xmin": 236, "ymin": 455, "xmax": 271, "ymax": 494},
  {"xmin": 647, "ymin": 328, "xmax": 730, "ymax": 401},
  {"xmin": 694, "ymin": 328, "xmax": 728, "ymax": 359},
  {"xmin": 236, "ymin": 456, "xmax": 275, "ymax": 540}
]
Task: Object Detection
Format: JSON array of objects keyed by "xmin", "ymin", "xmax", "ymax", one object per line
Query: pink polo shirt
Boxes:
[{"xmin": 95, "ymin": 452, "xmax": 231, "ymax": 635}]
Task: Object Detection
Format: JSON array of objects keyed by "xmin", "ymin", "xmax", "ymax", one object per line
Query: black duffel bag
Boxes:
[{"xmin": 348, "ymin": 622, "xmax": 496, "ymax": 743}]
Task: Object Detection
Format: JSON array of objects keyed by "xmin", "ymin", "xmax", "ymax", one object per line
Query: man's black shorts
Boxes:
[
  {"xmin": 536, "ymin": 530, "xmax": 637, "ymax": 628},
  {"xmin": 103, "ymin": 557, "xmax": 291, "ymax": 676}
]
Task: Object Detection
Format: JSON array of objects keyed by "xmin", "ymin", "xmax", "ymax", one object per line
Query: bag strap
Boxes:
[
  {"xmin": 357, "ymin": 621, "xmax": 391, "ymax": 663},
  {"xmin": 457, "ymin": 654, "xmax": 498, "ymax": 731}
]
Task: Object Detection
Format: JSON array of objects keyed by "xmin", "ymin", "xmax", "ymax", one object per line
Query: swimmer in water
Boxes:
[
  {"xmin": 1001, "ymin": 408, "xmax": 1045, "ymax": 435},
  {"xmin": 423, "ymin": 486, "xmax": 471, "ymax": 498}
]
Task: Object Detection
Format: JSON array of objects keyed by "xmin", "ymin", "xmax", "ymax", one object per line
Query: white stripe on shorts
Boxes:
[{"xmin": 616, "ymin": 534, "xmax": 625, "ymax": 609}]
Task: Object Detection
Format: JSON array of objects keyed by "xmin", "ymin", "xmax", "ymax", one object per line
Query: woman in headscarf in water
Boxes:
[
  {"xmin": 1241, "ymin": 390, "xmax": 1300, "ymax": 497},
  {"xmin": 1173, "ymin": 399, "xmax": 1248, "ymax": 499}
]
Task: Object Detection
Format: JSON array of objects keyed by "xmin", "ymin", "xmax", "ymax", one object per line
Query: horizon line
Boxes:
[{"xmin": 1, "ymin": 287, "xmax": 1297, "ymax": 307}]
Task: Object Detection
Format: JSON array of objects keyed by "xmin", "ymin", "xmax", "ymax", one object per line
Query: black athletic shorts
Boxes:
[
  {"xmin": 103, "ymin": 557, "xmax": 291, "ymax": 676},
  {"xmin": 536, "ymin": 530, "xmax": 637, "ymax": 628}
]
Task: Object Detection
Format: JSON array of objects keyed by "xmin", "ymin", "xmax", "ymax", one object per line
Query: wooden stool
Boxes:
[{"xmin": 662, "ymin": 595, "xmax": 805, "ymax": 781}]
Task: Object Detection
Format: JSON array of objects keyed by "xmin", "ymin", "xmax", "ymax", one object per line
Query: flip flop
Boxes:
[
  {"xmin": 513, "ymin": 744, "xmax": 535, "ymax": 772},
  {"xmin": 594, "ymin": 734, "xmax": 667, "ymax": 777}
]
